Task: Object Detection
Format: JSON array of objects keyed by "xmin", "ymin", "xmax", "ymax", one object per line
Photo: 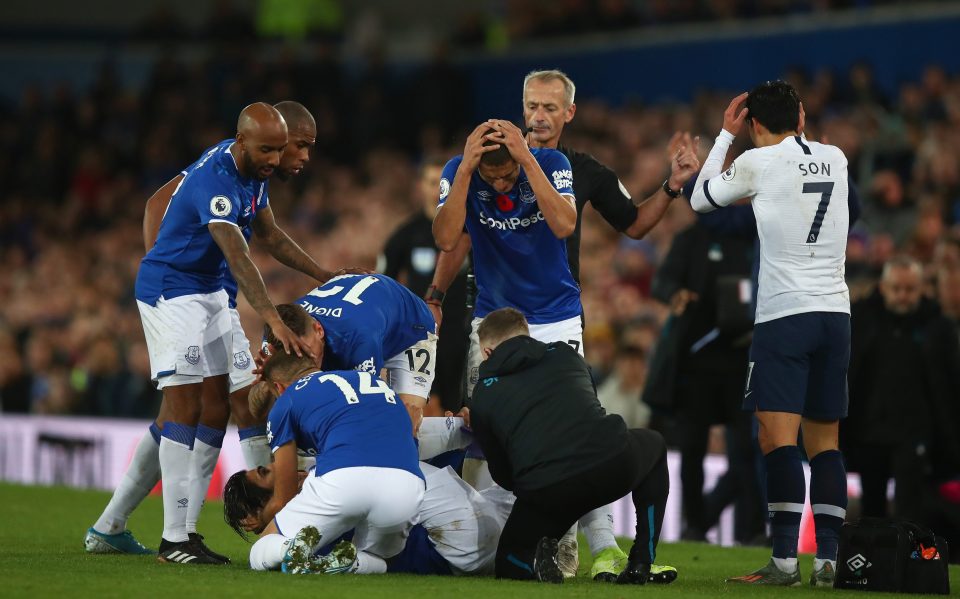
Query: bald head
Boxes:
[
  {"xmin": 238, "ymin": 102, "xmax": 287, "ymax": 137},
  {"xmin": 235, "ymin": 102, "xmax": 288, "ymax": 180}
]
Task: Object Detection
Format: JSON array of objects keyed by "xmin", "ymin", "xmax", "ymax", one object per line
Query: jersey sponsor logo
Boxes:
[
  {"xmin": 299, "ymin": 300, "xmax": 343, "ymax": 318},
  {"xmin": 722, "ymin": 163, "xmax": 736, "ymax": 181},
  {"xmin": 478, "ymin": 210, "xmax": 544, "ymax": 231},
  {"xmin": 617, "ymin": 178, "xmax": 632, "ymax": 200},
  {"xmin": 551, "ymin": 168, "xmax": 573, "ymax": 190},
  {"xmin": 476, "ymin": 190, "xmax": 493, "ymax": 202},
  {"xmin": 518, "ymin": 181, "xmax": 536, "ymax": 203},
  {"xmin": 210, "ymin": 195, "xmax": 232, "ymax": 217},
  {"xmin": 439, "ymin": 178, "xmax": 451, "ymax": 200},
  {"xmin": 266, "ymin": 421, "xmax": 273, "ymax": 444},
  {"xmin": 355, "ymin": 357, "xmax": 376, "ymax": 373},
  {"xmin": 233, "ymin": 351, "xmax": 251, "ymax": 370},
  {"xmin": 185, "ymin": 345, "xmax": 200, "ymax": 365}
]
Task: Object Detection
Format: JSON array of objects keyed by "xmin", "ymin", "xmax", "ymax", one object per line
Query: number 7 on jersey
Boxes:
[{"xmin": 803, "ymin": 182, "xmax": 834, "ymax": 243}]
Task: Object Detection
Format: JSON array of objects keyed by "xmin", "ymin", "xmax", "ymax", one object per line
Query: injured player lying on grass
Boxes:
[{"xmin": 224, "ymin": 460, "xmax": 514, "ymax": 575}]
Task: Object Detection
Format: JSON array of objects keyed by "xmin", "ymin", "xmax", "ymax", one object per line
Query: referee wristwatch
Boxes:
[
  {"xmin": 424, "ymin": 285, "xmax": 445, "ymax": 306},
  {"xmin": 661, "ymin": 179, "xmax": 682, "ymax": 199}
]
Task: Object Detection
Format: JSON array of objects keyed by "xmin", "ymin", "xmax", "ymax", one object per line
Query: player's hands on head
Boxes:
[
  {"xmin": 485, "ymin": 119, "xmax": 531, "ymax": 164},
  {"xmin": 462, "ymin": 122, "xmax": 502, "ymax": 171},
  {"xmin": 723, "ymin": 92, "xmax": 750, "ymax": 136},
  {"xmin": 329, "ymin": 266, "xmax": 373, "ymax": 280},
  {"xmin": 270, "ymin": 321, "xmax": 314, "ymax": 360}
]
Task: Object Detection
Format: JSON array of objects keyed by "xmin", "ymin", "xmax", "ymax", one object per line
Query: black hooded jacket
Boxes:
[{"xmin": 471, "ymin": 335, "xmax": 630, "ymax": 493}]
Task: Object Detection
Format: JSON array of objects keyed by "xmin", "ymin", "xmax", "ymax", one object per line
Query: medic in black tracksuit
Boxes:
[{"xmin": 470, "ymin": 334, "xmax": 670, "ymax": 583}]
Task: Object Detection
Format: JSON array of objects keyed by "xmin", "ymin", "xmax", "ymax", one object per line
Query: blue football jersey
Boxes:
[
  {"xmin": 438, "ymin": 148, "xmax": 582, "ymax": 324},
  {"xmin": 135, "ymin": 140, "xmax": 269, "ymax": 305},
  {"xmin": 292, "ymin": 274, "xmax": 434, "ymax": 373},
  {"xmin": 266, "ymin": 369, "xmax": 423, "ymax": 480}
]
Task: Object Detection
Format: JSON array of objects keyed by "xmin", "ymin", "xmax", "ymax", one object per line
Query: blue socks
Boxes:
[
  {"xmin": 809, "ymin": 449, "xmax": 847, "ymax": 561},
  {"xmin": 765, "ymin": 445, "xmax": 805, "ymax": 560}
]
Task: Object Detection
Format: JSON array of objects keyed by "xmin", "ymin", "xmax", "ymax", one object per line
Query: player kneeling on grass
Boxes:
[
  {"xmin": 237, "ymin": 348, "xmax": 425, "ymax": 573},
  {"xmin": 226, "ymin": 460, "xmax": 516, "ymax": 576}
]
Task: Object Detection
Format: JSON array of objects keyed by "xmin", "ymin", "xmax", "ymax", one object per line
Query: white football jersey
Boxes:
[{"xmin": 691, "ymin": 133, "xmax": 850, "ymax": 323}]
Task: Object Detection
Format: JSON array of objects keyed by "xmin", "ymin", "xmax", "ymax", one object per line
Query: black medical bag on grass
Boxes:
[{"xmin": 835, "ymin": 518, "xmax": 949, "ymax": 593}]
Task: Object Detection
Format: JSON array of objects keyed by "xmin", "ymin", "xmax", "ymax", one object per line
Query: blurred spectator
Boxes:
[
  {"xmin": 135, "ymin": 2, "xmax": 189, "ymax": 41},
  {"xmin": 643, "ymin": 219, "xmax": 764, "ymax": 544},
  {"xmin": 844, "ymin": 256, "xmax": 960, "ymax": 521},
  {"xmin": 0, "ymin": 38, "xmax": 959, "ymax": 422},
  {"xmin": 596, "ymin": 343, "xmax": 650, "ymax": 428},
  {"xmin": 381, "ymin": 156, "xmax": 470, "ymax": 412}
]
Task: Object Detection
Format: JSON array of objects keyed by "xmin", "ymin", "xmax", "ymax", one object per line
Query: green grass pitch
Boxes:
[{"xmin": 1, "ymin": 482, "xmax": 956, "ymax": 598}]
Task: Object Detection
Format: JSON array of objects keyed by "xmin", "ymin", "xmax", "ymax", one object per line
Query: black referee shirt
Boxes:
[{"xmin": 558, "ymin": 145, "xmax": 638, "ymax": 284}]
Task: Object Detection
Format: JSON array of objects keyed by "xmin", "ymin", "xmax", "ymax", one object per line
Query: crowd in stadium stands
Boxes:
[
  {"xmin": 0, "ymin": 46, "xmax": 958, "ymax": 434},
  {"xmin": 123, "ymin": 0, "xmax": 909, "ymax": 49}
]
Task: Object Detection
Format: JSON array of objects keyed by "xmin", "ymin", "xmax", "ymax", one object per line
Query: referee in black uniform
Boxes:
[{"xmin": 425, "ymin": 69, "xmax": 696, "ymax": 581}]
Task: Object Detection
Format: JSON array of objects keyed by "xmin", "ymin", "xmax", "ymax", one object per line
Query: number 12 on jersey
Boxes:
[
  {"xmin": 308, "ymin": 275, "xmax": 380, "ymax": 305},
  {"xmin": 803, "ymin": 182, "xmax": 834, "ymax": 243}
]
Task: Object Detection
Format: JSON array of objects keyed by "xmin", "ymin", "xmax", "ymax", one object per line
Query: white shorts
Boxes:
[
  {"xmin": 383, "ymin": 331, "xmax": 438, "ymax": 401},
  {"xmin": 465, "ymin": 314, "xmax": 583, "ymax": 399},
  {"xmin": 227, "ymin": 308, "xmax": 256, "ymax": 394},
  {"xmin": 274, "ymin": 466, "xmax": 424, "ymax": 560},
  {"xmin": 418, "ymin": 463, "xmax": 504, "ymax": 576},
  {"xmin": 137, "ymin": 290, "xmax": 232, "ymax": 390}
]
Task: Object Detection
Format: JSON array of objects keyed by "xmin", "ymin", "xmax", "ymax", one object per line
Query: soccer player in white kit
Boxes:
[{"xmin": 690, "ymin": 81, "xmax": 851, "ymax": 587}]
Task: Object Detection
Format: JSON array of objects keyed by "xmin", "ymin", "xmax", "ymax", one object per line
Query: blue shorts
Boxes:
[{"xmin": 743, "ymin": 312, "xmax": 850, "ymax": 421}]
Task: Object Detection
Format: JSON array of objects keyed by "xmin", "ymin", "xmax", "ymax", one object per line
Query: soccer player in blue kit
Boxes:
[
  {"xmin": 257, "ymin": 273, "xmax": 438, "ymax": 436},
  {"xmin": 123, "ymin": 103, "xmax": 324, "ymax": 565},
  {"xmin": 85, "ymin": 102, "xmax": 339, "ymax": 562},
  {"xmin": 432, "ymin": 118, "xmax": 699, "ymax": 580},
  {"xmin": 242, "ymin": 350, "xmax": 425, "ymax": 574}
]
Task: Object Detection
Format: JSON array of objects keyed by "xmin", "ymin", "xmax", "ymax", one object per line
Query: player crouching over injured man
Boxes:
[
  {"xmin": 228, "ymin": 346, "xmax": 425, "ymax": 574},
  {"xmin": 469, "ymin": 307, "xmax": 677, "ymax": 584}
]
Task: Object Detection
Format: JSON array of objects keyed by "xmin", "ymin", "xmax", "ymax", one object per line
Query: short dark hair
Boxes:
[
  {"xmin": 223, "ymin": 470, "xmax": 272, "ymax": 541},
  {"xmin": 479, "ymin": 128, "xmax": 513, "ymax": 167},
  {"xmin": 263, "ymin": 304, "xmax": 313, "ymax": 350},
  {"xmin": 273, "ymin": 101, "xmax": 316, "ymax": 132},
  {"xmin": 745, "ymin": 80, "xmax": 801, "ymax": 135},
  {"xmin": 478, "ymin": 307, "xmax": 529, "ymax": 348}
]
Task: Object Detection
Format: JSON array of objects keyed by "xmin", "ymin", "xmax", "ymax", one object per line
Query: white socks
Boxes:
[
  {"xmin": 773, "ymin": 556, "xmax": 799, "ymax": 573},
  {"xmin": 249, "ymin": 534, "xmax": 288, "ymax": 571},
  {"xmin": 238, "ymin": 425, "xmax": 272, "ymax": 469},
  {"xmin": 159, "ymin": 423, "xmax": 195, "ymax": 543},
  {"xmin": 354, "ymin": 551, "xmax": 387, "ymax": 574},
  {"xmin": 184, "ymin": 426, "xmax": 224, "ymax": 534},
  {"xmin": 813, "ymin": 557, "xmax": 836, "ymax": 572},
  {"xmin": 247, "ymin": 536, "xmax": 385, "ymax": 574},
  {"xmin": 580, "ymin": 504, "xmax": 619, "ymax": 555},
  {"xmin": 93, "ymin": 425, "xmax": 161, "ymax": 535},
  {"xmin": 417, "ymin": 416, "xmax": 470, "ymax": 460}
]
